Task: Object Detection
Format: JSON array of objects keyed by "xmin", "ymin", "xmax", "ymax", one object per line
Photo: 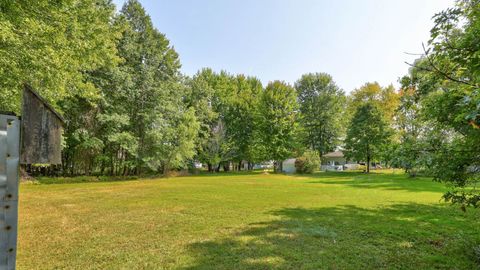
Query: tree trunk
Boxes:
[
  {"xmin": 223, "ymin": 162, "xmax": 230, "ymax": 172},
  {"xmin": 238, "ymin": 161, "xmax": 242, "ymax": 171},
  {"xmin": 70, "ymin": 156, "xmax": 75, "ymax": 176},
  {"xmin": 163, "ymin": 163, "xmax": 170, "ymax": 175},
  {"xmin": 110, "ymin": 153, "xmax": 115, "ymax": 176},
  {"xmin": 207, "ymin": 163, "xmax": 213, "ymax": 172},
  {"xmin": 274, "ymin": 160, "xmax": 282, "ymax": 173},
  {"xmin": 366, "ymin": 155, "xmax": 370, "ymax": 173}
]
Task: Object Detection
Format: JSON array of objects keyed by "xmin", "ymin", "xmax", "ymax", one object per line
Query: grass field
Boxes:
[{"xmin": 17, "ymin": 171, "xmax": 480, "ymax": 269}]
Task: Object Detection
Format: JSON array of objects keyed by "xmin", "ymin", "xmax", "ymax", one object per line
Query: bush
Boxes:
[
  {"xmin": 295, "ymin": 150, "xmax": 320, "ymax": 174},
  {"xmin": 357, "ymin": 165, "xmax": 367, "ymax": 172},
  {"xmin": 474, "ymin": 245, "xmax": 480, "ymax": 264}
]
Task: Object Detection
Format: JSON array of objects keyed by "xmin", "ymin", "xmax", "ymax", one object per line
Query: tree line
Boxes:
[{"xmin": 1, "ymin": 0, "xmax": 478, "ymax": 206}]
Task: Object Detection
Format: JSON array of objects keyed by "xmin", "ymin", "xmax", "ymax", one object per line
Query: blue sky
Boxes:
[{"xmin": 113, "ymin": 0, "xmax": 454, "ymax": 92}]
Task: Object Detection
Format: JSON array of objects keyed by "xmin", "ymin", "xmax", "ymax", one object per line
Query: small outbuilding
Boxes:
[{"xmin": 282, "ymin": 158, "xmax": 296, "ymax": 173}]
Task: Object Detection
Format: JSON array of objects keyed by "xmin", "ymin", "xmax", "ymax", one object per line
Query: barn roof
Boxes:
[{"xmin": 24, "ymin": 84, "xmax": 65, "ymax": 123}]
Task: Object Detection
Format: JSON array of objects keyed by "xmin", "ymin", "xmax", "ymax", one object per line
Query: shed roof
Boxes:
[{"xmin": 283, "ymin": 158, "xmax": 296, "ymax": 164}]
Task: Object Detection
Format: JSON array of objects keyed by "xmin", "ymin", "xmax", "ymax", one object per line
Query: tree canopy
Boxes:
[
  {"xmin": 295, "ymin": 73, "xmax": 345, "ymax": 158},
  {"xmin": 0, "ymin": 0, "xmax": 121, "ymax": 112},
  {"xmin": 398, "ymin": 0, "xmax": 480, "ymax": 208},
  {"xmin": 258, "ymin": 81, "xmax": 298, "ymax": 172},
  {"xmin": 344, "ymin": 103, "xmax": 391, "ymax": 173}
]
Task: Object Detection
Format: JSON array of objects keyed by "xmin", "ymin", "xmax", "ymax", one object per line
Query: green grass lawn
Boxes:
[{"xmin": 18, "ymin": 171, "xmax": 480, "ymax": 269}]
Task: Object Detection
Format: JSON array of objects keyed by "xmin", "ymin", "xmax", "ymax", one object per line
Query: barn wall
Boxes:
[{"xmin": 20, "ymin": 86, "xmax": 63, "ymax": 165}]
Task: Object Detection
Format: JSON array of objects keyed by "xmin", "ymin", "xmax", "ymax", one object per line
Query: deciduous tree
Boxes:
[
  {"xmin": 295, "ymin": 73, "xmax": 345, "ymax": 158},
  {"xmin": 258, "ymin": 81, "xmax": 298, "ymax": 172},
  {"xmin": 0, "ymin": 0, "xmax": 121, "ymax": 112},
  {"xmin": 344, "ymin": 103, "xmax": 391, "ymax": 173}
]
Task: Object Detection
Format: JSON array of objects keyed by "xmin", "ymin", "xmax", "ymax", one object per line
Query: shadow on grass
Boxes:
[
  {"xmin": 190, "ymin": 170, "xmax": 267, "ymax": 178},
  {"xmin": 302, "ymin": 171, "xmax": 446, "ymax": 193},
  {"xmin": 29, "ymin": 170, "xmax": 265, "ymax": 184},
  {"xmin": 184, "ymin": 204, "xmax": 480, "ymax": 269},
  {"xmin": 31, "ymin": 175, "xmax": 142, "ymax": 185}
]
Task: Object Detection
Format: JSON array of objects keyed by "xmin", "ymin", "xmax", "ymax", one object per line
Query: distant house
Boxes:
[{"xmin": 321, "ymin": 151, "xmax": 359, "ymax": 171}]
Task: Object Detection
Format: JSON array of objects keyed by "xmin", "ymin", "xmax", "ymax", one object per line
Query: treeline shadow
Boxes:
[
  {"xmin": 30, "ymin": 175, "xmax": 142, "ymax": 185},
  {"xmin": 183, "ymin": 204, "xmax": 480, "ymax": 269},
  {"xmin": 303, "ymin": 171, "xmax": 446, "ymax": 193},
  {"xmin": 30, "ymin": 170, "xmax": 265, "ymax": 184},
  {"xmin": 188, "ymin": 170, "xmax": 266, "ymax": 178}
]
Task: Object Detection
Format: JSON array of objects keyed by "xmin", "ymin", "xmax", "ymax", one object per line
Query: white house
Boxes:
[{"xmin": 321, "ymin": 151, "xmax": 359, "ymax": 171}]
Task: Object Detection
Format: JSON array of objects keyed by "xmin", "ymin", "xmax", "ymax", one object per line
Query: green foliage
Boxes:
[
  {"xmin": 187, "ymin": 69, "xmax": 265, "ymax": 171},
  {"xmin": 39, "ymin": 0, "xmax": 197, "ymax": 176},
  {"xmin": 258, "ymin": 81, "xmax": 299, "ymax": 172},
  {"xmin": 346, "ymin": 82, "xmax": 400, "ymax": 126},
  {"xmin": 402, "ymin": 0, "xmax": 480, "ymax": 207},
  {"xmin": 144, "ymin": 106, "xmax": 199, "ymax": 173},
  {"xmin": 187, "ymin": 69, "xmax": 234, "ymax": 171},
  {"xmin": 295, "ymin": 73, "xmax": 345, "ymax": 158},
  {"xmin": 223, "ymin": 75, "xmax": 264, "ymax": 164},
  {"xmin": 0, "ymin": 0, "xmax": 121, "ymax": 112},
  {"xmin": 295, "ymin": 150, "xmax": 320, "ymax": 174},
  {"xmin": 116, "ymin": 0, "xmax": 183, "ymax": 174},
  {"xmin": 344, "ymin": 103, "xmax": 391, "ymax": 173}
]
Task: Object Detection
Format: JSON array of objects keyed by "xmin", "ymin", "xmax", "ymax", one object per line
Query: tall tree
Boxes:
[
  {"xmin": 117, "ymin": 0, "xmax": 182, "ymax": 174},
  {"xmin": 223, "ymin": 75, "xmax": 263, "ymax": 169},
  {"xmin": 143, "ymin": 93, "xmax": 200, "ymax": 174},
  {"xmin": 295, "ymin": 73, "xmax": 345, "ymax": 158},
  {"xmin": 186, "ymin": 69, "xmax": 234, "ymax": 171},
  {"xmin": 344, "ymin": 103, "xmax": 390, "ymax": 173},
  {"xmin": 394, "ymin": 69, "xmax": 430, "ymax": 177},
  {"xmin": 258, "ymin": 81, "xmax": 298, "ymax": 172}
]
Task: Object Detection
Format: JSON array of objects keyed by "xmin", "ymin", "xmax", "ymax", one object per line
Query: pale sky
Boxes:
[{"xmin": 113, "ymin": 0, "xmax": 454, "ymax": 92}]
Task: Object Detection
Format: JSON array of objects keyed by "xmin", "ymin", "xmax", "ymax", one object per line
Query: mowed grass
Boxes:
[{"xmin": 17, "ymin": 171, "xmax": 480, "ymax": 269}]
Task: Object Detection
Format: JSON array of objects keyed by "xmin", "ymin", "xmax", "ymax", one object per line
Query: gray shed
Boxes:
[{"xmin": 282, "ymin": 158, "xmax": 296, "ymax": 173}]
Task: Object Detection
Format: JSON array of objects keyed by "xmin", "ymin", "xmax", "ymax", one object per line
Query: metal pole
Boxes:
[{"xmin": 0, "ymin": 114, "xmax": 20, "ymax": 270}]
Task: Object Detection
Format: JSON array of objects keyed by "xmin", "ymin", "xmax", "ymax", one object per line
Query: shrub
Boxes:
[
  {"xmin": 295, "ymin": 157, "xmax": 307, "ymax": 173},
  {"xmin": 357, "ymin": 164, "xmax": 367, "ymax": 172},
  {"xmin": 295, "ymin": 150, "xmax": 320, "ymax": 174},
  {"xmin": 474, "ymin": 245, "xmax": 480, "ymax": 264}
]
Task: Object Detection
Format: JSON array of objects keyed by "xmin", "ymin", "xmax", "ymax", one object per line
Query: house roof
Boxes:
[
  {"xmin": 323, "ymin": 151, "xmax": 344, "ymax": 158},
  {"xmin": 283, "ymin": 158, "xmax": 296, "ymax": 164}
]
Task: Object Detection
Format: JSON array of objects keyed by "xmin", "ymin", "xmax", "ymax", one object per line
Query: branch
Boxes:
[
  {"xmin": 421, "ymin": 43, "xmax": 478, "ymax": 88},
  {"xmin": 403, "ymin": 51, "xmax": 424, "ymax": 56}
]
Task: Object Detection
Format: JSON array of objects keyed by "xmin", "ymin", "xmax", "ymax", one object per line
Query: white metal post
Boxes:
[{"xmin": 0, "ymin": 114, "xmax": 20, "ymax": 270}]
